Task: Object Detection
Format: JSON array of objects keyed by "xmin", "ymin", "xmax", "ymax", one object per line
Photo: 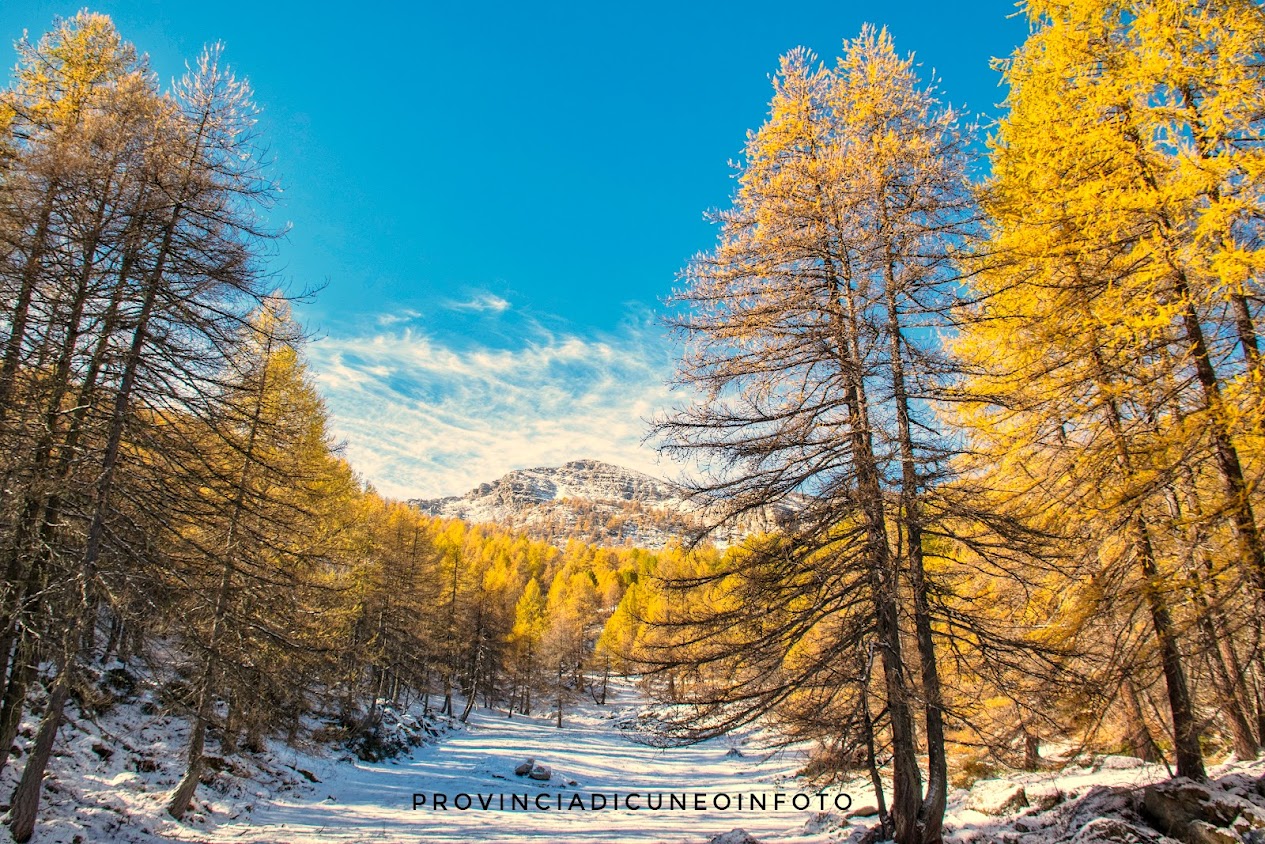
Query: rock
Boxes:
[
  {"xmin": 1029, "ymin": 784, "xmax": 1066, "ymax": 811},
  {"xmin": 514, "ymin": 759, "xmax": 535, "ymax": 776},
  {"xmin": 90, "ymin": 743, "xmax": 113, "ymax": 761},
  {"xmin": 1143, "ymin": 777, "xmax": 1262, "ymax": 841},
  {"xmin": 708, "ymin": 830, "xmax": 762, "ymax": 844},
  {"xmin": 1232, "ymin": 806, "xmax": 1265, "ymax": 841},
  {"xmin": 132, "ymin": 756, "xmax": 159, "ymax": 773},
  {"xmin": 1071, "ymin": 817, "xmax": 1175, "ymax": 843},
  {"xmin": 1145, "ymin": 779, "xmax": 1219, "ymax": 834},
  {"xmin": 724, "ymin": 747, "xmax": 744, "ymax": 758},
  {"xmin": 1187, "ymin": 820, "xmax": 1243, "ymax": 844},
  {"xmin": 528, "ymin": 763, "xmax": 552, "ymax": 781},
  {"xmin": 966, "ymin": 779, "xmax": 1029, "ymax": 816},
  {"xmin": 801, "ymin": 811, "xmax": 842, "ymax": 834},
  {"xmin": 854, "ymin": 824, "xmax": 888, "ymax": 844},
  {"xmin": 1067, "ymin": 786, "xmax": 1143, "ymax": 834}
]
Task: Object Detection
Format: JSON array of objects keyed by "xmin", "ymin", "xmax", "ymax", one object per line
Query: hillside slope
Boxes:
[{"xmin": 408, "ymin": 459, "xmax": 701, "ymax": 549}]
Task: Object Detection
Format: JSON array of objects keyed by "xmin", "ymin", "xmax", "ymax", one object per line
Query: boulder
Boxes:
[
  {"xmin": 513, "ymin": 759, "xmax": 534, "ymax": 776},
  {"xmin": 1066, "ymin": 786, "xmax": 1143, "ymax": 834},
  {"xmin": 966, "ymin": 779, "xmax": 1029, "ymax": 815},
  {"xmin": 708, "ymin": 830, "xmax": 762, "ymax": 844},
  {"xmin": 528, "ymin": 763, "xmax": 552, "ymax": 781},
  {"xmin": 801, "ymin": 811, "xmax": 843, "ymax": 834},
  {"xmin": 1232, "ymin": 807, "xmax": 1265, "ymax": 841},
  {"xmin": 1029, "ymin": 784, "xmax": 1066, "ymax": 811},
  {"xmin": 1071, "ymin": 817, "xmax": 1176, "ymax": 844},
  {"xmin": 1142, "ymin": 778, "xmax": 1263, "ymax": 841},
  {"xmin": 853, "ymin": 824, "xmax": 889, "ymax": 844},
  {"xmin": 1186, "ymin": 820, "xmax": 1241, "ymax": 844}
]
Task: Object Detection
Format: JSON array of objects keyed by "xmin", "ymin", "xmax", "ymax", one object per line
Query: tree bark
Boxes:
[
  {"xmin": 1121, "ymin": 677, "xmax": 1162, "ymax": 763},
  {"xmin": 7, "ymin": 663, "xmax": 69, "ymax": 843},
  {"xmin": 884, "ymin": 257, "xmax": 946, "ymax": 844}
]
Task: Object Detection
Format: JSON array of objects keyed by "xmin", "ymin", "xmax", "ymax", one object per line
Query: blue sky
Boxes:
[{"xmin": 3, "ymin": 1, "xmax": 1027, "ymax": 498}]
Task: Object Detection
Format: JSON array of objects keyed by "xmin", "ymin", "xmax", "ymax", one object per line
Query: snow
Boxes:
[
  {"xmin": 156, "ymin": 681, "xmax": 845, "ymax": 844},
  {"xmin": 6, "ymin": 677, "xmax": 1263, "ymax": 844},
  {"xmin": 6, "ymin": 679, "xmax": 860, "ymax": 843},
  {"xmin": 940, "ymin": 757, "xmax": 1265, "ymax": 843}
]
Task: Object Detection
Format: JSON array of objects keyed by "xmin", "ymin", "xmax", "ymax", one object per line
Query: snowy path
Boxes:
[{"xmin": 163, "ymin": 688, "xmax": 857, "ymax": 844}]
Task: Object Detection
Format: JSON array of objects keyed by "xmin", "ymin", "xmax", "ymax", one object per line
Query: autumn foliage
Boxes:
[{"xmin": 0, "ymin": 4, "xmax": 1263, "ymax": 844}]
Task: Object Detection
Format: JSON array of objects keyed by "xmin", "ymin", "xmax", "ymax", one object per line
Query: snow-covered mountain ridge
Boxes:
[{"xmin": 408, "ymin": 459, "xmax": 700, "ymax": 549}]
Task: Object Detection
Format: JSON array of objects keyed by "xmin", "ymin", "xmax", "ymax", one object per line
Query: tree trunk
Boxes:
[
  {"xmin": 1079, "ymin": 290, "xmax": 1205, "ymax": 780},
  {"xmin": 884, "ymin": 272, "xmax": 946, "ymax": 844},
  {"xmin": 0, "ymin": 642, "xmax": 36, "ymax": 775},
  {"xmin": 1023, "ymin": 732, "xmax": 1041, "ymax": 771},
  {"xmin": 0, "ymin": 194, "xmax": 55, "ymax": 421},
  {"xmin": 1170, "ymin": 471, "xmax": 1259, "ymax": 757},
  {"xmin": 826, "ymin": 253, "xmax": 922, "ymax": 844},
  {"xmin": 1131, "ymin": 513, "xmax": 1205, "ymax": 780},
  {"xmin": 8, "ymin": 665, "xmax": 69, "ymax": 843},
  {"xmin": 860, "ymin": 647, "xmax": 892, "ymax": 840},
  {"xmin": 555, "ymin": 661, "xmax": 564, "ymax": 729},
  {"xmin": 169, "ymin": 314, "xmax": 277, "ymax": 819},
  {"xmin": 167, "ymin": 711, "xmax": 208, "ymax": 820},
  {"xmin": 1121, "ymin": 677, "xmax": 1162, "ymax": 763}
]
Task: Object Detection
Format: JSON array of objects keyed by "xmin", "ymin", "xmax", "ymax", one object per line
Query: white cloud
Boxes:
[
  {"xmin": 306, "ymin": 321, "xmax": 684, "ymax": 500},
  {"xmin": 376, "ymin": 309, "xmax": 421, "ymax": 326},
  {"xmin": 445, "ymin": 292, "xmax": 511, "ymax": 313}
]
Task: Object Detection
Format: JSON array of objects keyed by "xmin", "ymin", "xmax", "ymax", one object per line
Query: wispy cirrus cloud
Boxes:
[
  {"xmin": 445, "ymin": 292, "xmax": 512, "ymax": 313},
  {"xmin": 306, "ymin": 319, "xmax": 683, "ymax": 500},
  {"xmin": 376, "ymin": 309, "xmax": 421, "ymax": 326}
]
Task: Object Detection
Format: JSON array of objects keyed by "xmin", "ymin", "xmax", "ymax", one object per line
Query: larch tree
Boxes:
[
  {"xmin": 166, "ymin": 299, "xmax": 339, "ymax": 819},
  {"xmin": 954, "ymin": 0, "xmax": 1265, "ymax": 780},
  {"xmin": 1, "ymin": 24, "xmax": 285, "ymax": 838},
  {"xmin": 510, "ymin": 577, "xmax": 547, "ymax": 716},
  {"xmin": 0, "ymin": 13, "xmax": 160, "ymax": 781},
  {"xmin": 655, "ymin": 28, "xmax": 982, "ymax": 844}
]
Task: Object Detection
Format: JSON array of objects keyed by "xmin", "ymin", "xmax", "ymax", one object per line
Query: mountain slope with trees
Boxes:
[
  {"xmin": 408, "ymin": 458, "xmax": 797, "ymax": 550},
  {"xmin": 1, "ymin": 4, "xmax": 1264, "ymax": 844}
]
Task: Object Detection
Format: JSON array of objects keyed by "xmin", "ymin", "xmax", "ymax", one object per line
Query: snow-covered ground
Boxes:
[
  {"xmin": 7, "ymin": 680, "xmax": 856, "ymax": 844},
  {"xmin": 159, "ymin": 682, "xmax": 844, "ymax": 844},
  {"xmin": 6, "ymin": 678, "xmax": 1263, "ymax": 843}
]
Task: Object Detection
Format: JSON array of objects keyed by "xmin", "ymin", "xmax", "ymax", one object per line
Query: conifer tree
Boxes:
[
  {"xmin": 166, "ymin": 299, "xmax": 339, "ymax": 818},
  {"xmin": 954, "ymin": 0, "xmax": 1265, "ymax": 779},
  {"xmin": 0, "ymin": 22, "xmax": 285, "ymax": 837},
  {"xmin": 510, "ymin": 578, "xmax": 547, "ymax": 715},
  {"xmin": 656, "ymin": 28, "xmax": 979, "ymax": 844}
]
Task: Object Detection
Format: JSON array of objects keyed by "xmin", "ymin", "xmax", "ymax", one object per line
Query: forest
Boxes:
[{"xmin": 1, "ymin": 2, "xmax": 1263, "ymax": 844}]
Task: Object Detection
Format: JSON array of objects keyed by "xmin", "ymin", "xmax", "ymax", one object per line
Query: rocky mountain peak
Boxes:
[{"xmin": 408, "ymin": 460, "xmax": 693, "ymax": 549}]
